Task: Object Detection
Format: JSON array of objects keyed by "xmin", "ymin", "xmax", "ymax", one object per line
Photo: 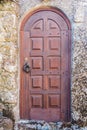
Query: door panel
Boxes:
[{"xmin": 20, "ymin": 8, "xmax": 71, "ymax": 122}]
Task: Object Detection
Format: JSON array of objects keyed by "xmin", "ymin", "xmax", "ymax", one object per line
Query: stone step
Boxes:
[{"xmin": 14, "ymin": 120, "xmax": 87, "ymax": 130}]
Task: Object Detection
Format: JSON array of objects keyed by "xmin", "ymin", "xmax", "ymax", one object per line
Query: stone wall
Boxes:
[
  {"xmin": 0, "ymin": 0, "xmax": 87, "ymax": 125},
  {"xmin": 0, "ymin": 1, "xmax": 19, "ymax": 121}
]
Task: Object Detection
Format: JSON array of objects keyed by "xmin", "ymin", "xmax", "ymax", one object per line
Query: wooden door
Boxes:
[{"xmin": 20, "ymin": 7, "xmax": 71, "ymax": 122}]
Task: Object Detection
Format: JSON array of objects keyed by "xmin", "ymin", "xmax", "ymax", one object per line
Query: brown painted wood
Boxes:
[{"xmin": 20, "ymin": 7, "xmax": 71, "ymax": 122}]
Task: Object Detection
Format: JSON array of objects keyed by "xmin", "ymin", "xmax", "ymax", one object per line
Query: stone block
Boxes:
[
  {"xmin": 0, "ymin": 117, "xmax": 13, "ymax": 130},
  {"xmin": 74, "ymin": 2, "xmax": 85, "ymax": 23}
]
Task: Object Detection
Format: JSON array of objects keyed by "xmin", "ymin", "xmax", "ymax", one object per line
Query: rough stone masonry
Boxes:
[{"xmin": 0, "ymin": 0, "xmax": 87, "ymax": 128}]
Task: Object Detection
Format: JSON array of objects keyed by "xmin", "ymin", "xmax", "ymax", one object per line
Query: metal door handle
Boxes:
[{"xmin": 23, "ymin": 62, "xmax": 31, "ymax": 73}]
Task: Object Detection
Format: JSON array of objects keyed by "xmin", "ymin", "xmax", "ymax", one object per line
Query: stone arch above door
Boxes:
[{"xmin": 20, "ymin": 6, "xmax": 71, "ymax": 122}]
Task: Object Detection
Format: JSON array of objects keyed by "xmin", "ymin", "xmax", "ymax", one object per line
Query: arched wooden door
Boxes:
[{"xmin": 20, "ymin": 7, "xmax": 71, "ymax": 122}]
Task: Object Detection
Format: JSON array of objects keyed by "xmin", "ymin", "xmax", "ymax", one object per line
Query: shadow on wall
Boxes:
[{"xmin": 0, "ymin": 98, "xmax": 14, "ymax": 122}]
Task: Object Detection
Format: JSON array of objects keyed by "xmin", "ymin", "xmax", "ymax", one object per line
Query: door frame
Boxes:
[{"xmin": 20, "ymin": 6, "xmax": 71, "ymax": 121}]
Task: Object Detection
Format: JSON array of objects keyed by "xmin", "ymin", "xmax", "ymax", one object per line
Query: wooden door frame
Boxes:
[{"xmin": 20, "ymin": 6, "xmax": 71, "ymax": 121}]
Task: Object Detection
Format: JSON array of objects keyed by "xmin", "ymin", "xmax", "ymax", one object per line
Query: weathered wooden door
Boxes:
[{"xmin": 20, "ymin": 7, "xmax": 71, "ymax": 122}]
